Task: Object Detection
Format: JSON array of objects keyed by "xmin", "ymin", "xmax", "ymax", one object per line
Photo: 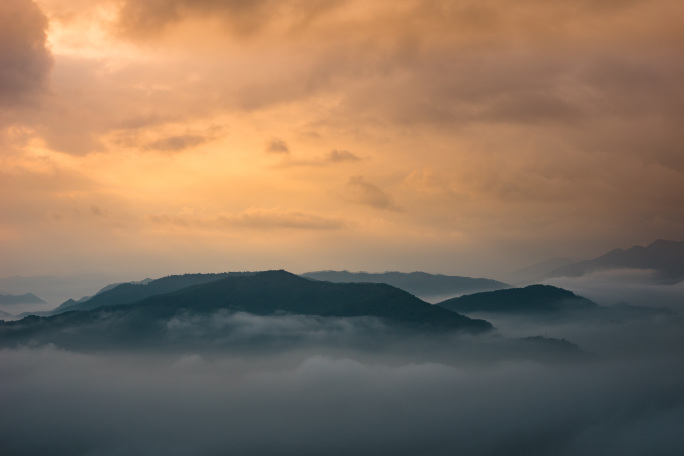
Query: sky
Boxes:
[{"xmin": 1, "ymin": 0, "xmax": 683, "ymax": 280}]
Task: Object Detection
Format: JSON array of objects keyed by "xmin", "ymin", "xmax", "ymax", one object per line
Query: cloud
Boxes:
[
  {"xmin": 266, "ymin": 138, "xmax": 290, "ymax": 154},
  {"xmin": 115, "ymin": 0, "xmax": 348, "ymax": 39},
  {"xmin": 150, "ymin": 207, "xmax": 346, "ymax": 231},
  {"xmin": 345, "ymin": 176, "xmax": 398, "ymax": 211},
  {"xmin": 145, "ymin": 134, "xmax": 207, "ymax": 152},
  {"xmin": 542, "ymin": 269, "xmax": 684, "ymax": 310},
  {"xmin": 0, "ymin": 0, "xmax": 52, "ymax": 109},
  {"xmin": 219, "ymin": 208, "xmax": 345, "ymax": 230},
  {"xmin": 116, "ymin": 0, "xmax": 273, "ymax": 39},
  {"xmin": 325, "ymin": 149, "xmax": 361, "ymax": 163},
  {"xmin": 274, "ymin": 149, "xmax": 362, "ymax": 168},
  {"xmin": 0, "ymin": 338, "xmax": 683, "ymax": 455},
  {"xmin": 166, "ymin": 310, "xmax": 388, "ymax": 346}
]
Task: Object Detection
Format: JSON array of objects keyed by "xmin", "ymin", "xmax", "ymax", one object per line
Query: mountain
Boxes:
[
  {"xmin": 504, "ymin": 258, "xmax": 573, "ymax": 285},
  {"xmin": 0, "ymin": 309, "xmax": 14, "ymax": 320},
  {"xmin": 0, "ymin": 274, "xmax": 127, "ymax": 305},
  {"xmin": 301, "ymin": 271, "xmax": 510, "ymax": 301},
  {"xmin": 50, "ymin": 272, "xmax": 252, "ymax": 314},
  {"xmin": 544, "ymin": 239, "xmax": 684, "ymax": 284},
  {"xmin": 438, "ymin": 285, "xmax": 598, "ymax": 314},
  {"xmin": 0, "ymin": 270, "xmax": 492, "ymax": 348},
  {"xmin": 0, "ymin": 292, "xmax": 46, "ymax": 305},
  {"xmin": 62, "ymin": 278, "xmax": 154, "ymax": 306}
]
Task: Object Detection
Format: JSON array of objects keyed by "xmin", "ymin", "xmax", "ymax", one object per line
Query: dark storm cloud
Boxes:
[{"xmin": 0, "ymin": 0, "xmax": 52, "ymax": 108}]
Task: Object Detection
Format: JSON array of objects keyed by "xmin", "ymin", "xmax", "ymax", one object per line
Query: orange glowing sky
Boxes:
[{"xmin": 1, "ymin": 0, "xmax": 683, "ymax": 279}]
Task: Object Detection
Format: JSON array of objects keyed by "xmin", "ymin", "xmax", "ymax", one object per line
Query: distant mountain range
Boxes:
[
  {"xmin": 438, "ymin": 285, "xmax": 598, "ymax": 314},
  {"xmin": 544, "ymin": 239, "xmax": 684, "ymax": 284},
  {"xmin": 0, "ymin": 271, "xmax": 492, "ymax": 348},
  {"xmin": 0, "ymin": 292, "xmax": 45, "ymax": 305},
  {"xmin": 301, "ymin": 271, "xmax": 510, "ymax": 301}
]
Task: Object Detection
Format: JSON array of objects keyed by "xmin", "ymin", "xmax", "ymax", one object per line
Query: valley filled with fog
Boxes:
[{"xmin": 2, "ymin": 265, "xmax": 683, "ymax": 456}]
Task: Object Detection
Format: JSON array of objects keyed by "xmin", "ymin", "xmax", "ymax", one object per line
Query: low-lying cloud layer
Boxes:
[
  {"xmin": 2, "ymin": 294, "xmax": 684, "ymax": 455},
  {"xmin": 543, "ymin": 269, "xmax": 684, "ymax": 310},
  {"xmin": 1, "ymin": 339, "xmax": 682, "ymax": 455}
]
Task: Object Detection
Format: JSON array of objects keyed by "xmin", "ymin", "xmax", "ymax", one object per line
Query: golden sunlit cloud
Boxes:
[{"xmin": 1, "ymin": 0, "xmax": 683, "ymax": 277}]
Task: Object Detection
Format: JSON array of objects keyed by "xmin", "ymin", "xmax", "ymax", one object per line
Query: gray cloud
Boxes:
[
  {"xmin": 116, "ymin": 0, "xmax": 347, "ymax": 39},
  {"xmin": 345, "ymin": 176, "xmax": 398, "ymax": 211},
  {"xmin": 0, "ymin": 335, "xmax": 682, "ymax": 455},
  {"xmin": 274, "ymin": 149, "xmax": 362, "ymax": 168},
  {"xmin": 266, "ymin": 138, "xmax": 290, "ymax": 154},
  {"xmin": 326, "ymin": 149, "xmax": 361, "ymax": 163},
  {"xmin": 145, "ymin": 134, "xmax": 207, "ymax": 152},
  {"xmin": 0, "ymin": 0, "xmax": 52, "ymax": 109},
  {"xmin": 542, "ymin": 269, "xmax": 684, "ymax": 311}
]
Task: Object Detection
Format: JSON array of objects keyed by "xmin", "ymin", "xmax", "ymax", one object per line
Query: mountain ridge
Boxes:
[
  {"xmin": 0, "ymin": 292, "xmax": 46, "ymax": 305},
  {"xmin": 438, "ymin": 284, "xmax": 598, "ymax": 314},
  {"xmin": 0, "ymin": 270, "xmax": 492, "ymax": 348},
  {"xmin": 50, "ymin": 272, "xmax": 254, "ymax": 314},
  {"xmin": 302, "ymin": 270, "xmax": 510, "ymax": 301},
  {"xmin": 544, "ymin": 239, "xmax": 684, "ymax": 284}
]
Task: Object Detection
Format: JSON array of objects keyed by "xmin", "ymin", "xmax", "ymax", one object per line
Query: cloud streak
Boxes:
[{"xmin": 149, "ymin": 207, "xmax": 346, "ymax": 231}]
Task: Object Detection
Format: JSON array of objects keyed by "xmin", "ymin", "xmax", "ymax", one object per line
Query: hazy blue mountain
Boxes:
[
  {"xmin": 301, "ymin": 270, "xmax": 510, "ymax": 301},
  {"xmin": 544, "ymin": 239, "xmax": 684, "ymax": 284},
  {"xmin": 0, "ymin": 292, "xmax": 45, "ymax": 305},
  {"xmin": 438, "ymin": 285, "xmax": 598, "ymax": 314},
  {"xmin": 0, "ymin": 274, "xmax": 129, "ymax": 305},
  {"xmin": 50, "ymin": 272, "xmax": 251, "ymax": 314},
  {"xmin": 504, "ymin": 258, "xmax": 573, "ymax": 285},
  {"xmin": 0, "ymin": 309, "xmax": 14, "ymax": 320},
  {"xmin": 82, "ymin": 278, "xmax": 154, "ymax": 301},
  {"xmin": 0, "ymin": 270, "xmax": 492, "ymax": 349}
]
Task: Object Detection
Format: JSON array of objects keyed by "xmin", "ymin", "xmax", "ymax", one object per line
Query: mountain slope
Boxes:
[
  {"xmin": 0, "ymin": 271, "xmax": 492, "ymax": 348},
  {"xmin": 438, "ymin": 285, "xmax": 598, "ymax": 314},
  {"xmin": 302, "ymin": 270, "xmax": 510, "ymax": 300},
  {"xmin": 544, "ymin": 239, "xmax": 684, "ymax": 284},
  {"xmin": 51, "ymin": 272, "xmax": 253, "ymax": 314},
  {"xmin": 0, "ymin": 293, "xmax": 45, "ymax": 305}
]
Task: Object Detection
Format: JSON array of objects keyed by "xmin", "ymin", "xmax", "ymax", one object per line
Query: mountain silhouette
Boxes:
[
  {"xmin": 544, "ymin": 239, "xmax": 684, "ymax": 284},
  {"xmin": 51, "ymin": 272, "xmax": 253, "ymax": 314},
  {"xmin": 438, "ymin": 285, "xmax": 598, "ymax": 314},
  {"xmin": 0, "ymin": 292, "xmax": 45, "ymax": 305},
  {"xmin": 0, "ymin": 270, "xmax": 492, "ymax": 348},
  {"xmin": 302, "ymin": 270, "xmax": 510, "ymax": 300}
]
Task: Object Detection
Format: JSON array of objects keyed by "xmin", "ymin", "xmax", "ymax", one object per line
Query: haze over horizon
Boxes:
[{"xmin": 2, "ymin": 0, "xmax": 684, "ymax": 280}]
